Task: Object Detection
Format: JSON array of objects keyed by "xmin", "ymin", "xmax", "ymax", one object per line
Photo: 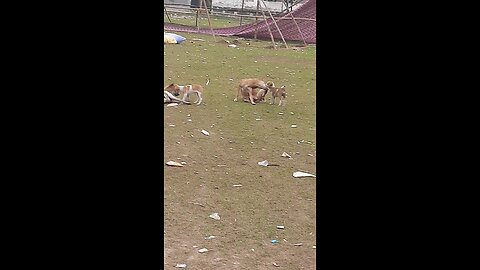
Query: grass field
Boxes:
[{"xmin": 164, "ymin": 31, "xmax": 316, "ymax": 269}]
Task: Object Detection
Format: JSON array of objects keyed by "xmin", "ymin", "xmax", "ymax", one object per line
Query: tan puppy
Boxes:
[
  {"xmin": 235, "ymin": 79, "xmax": 270, "ymax": 105},
  {"xmin": 269, "ymin": 85, "xmax": 287, "ymax": 106},
  {"xmin": 164, "ymin": 83, "xmax": 204, "ymax": 105}
]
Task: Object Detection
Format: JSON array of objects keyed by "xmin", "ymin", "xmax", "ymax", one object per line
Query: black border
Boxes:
[{"xmin": 9, "ymin": 0, "xmax": 457, "ymax": 268}]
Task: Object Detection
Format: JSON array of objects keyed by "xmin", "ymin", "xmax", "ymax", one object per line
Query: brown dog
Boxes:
[
  {"xmin": 241, "ymin": 87, "xmax": 268, "ymax": 103},
  {"xmin": 235, "ymin": 79, "xmax": 270, "ymax": 105},
  {"xmin": 164, "ymin": 83, "xmax": 204, "ymax": 105},
  {"xmin": 244, "ymin": 81, "xmax": 274, "ymax": 103},
  {"xmin": 269, "ymin": 85, "xmax": 287, "ymax": 106}
]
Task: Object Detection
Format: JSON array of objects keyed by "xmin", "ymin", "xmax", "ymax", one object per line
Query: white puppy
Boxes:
[{"xmin": 164, "ymin": 91, "xmax": 190, "ymax": 104}]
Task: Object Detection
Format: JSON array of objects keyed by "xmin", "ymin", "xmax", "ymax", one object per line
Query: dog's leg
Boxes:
[
  {"xmin": 248, "ymin": 87, "xmax": 256, "ymax": 105},
  {"xmin": 193, "ymin": 92, "xmax": 199, "ymax": 104},
  {"xmin": 196, "ymin": 92, "xmax": 202, "ymax": 105},
  {"xmin": 234, "ymin": 87, "xmax": 241, "ymax": 102},
  {"xmin": 182, "ymin": 92, "xmax": 189, "ymax": 103},
  {"xmin": 278, "ymin": 97, "xmax": 283, "ymax": 106}
]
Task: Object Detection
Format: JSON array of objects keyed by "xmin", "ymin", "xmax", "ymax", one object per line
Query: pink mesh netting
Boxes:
[{"xmin": 164, "ymin": 0, "xmax": 316, "ymax": 44}]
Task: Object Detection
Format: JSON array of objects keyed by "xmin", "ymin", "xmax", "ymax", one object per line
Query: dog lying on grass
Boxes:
[
  {"xmin": 235, "ymin": 79, "xmax": 270, "ymax": 105},
  {"xmin": 164, "ymin": 90, "xmax": 190, "ymax": 104},
  {"xmin": 164, "ymin": 83, "xmax": 204, "ymax": 105}
]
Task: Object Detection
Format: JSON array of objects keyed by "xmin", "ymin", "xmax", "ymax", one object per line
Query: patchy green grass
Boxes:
[
  {"xmin": 164, "ymin": 32, "xmax": 316, "ymax": 269},
  {"xmin": 165, "ymin": 13, "xmax": 256, "ymax": 28}
]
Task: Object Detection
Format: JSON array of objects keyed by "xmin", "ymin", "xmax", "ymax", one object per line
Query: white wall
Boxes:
[
  {"xmin": 212, "ymin": 0, "xmax": 285, "ymax": 12},
  {"xmin": 164, "ymin": 0, "xmax": 190, "ymax": 5}
]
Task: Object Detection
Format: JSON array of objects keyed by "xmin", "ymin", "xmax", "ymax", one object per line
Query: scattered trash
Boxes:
[
  {"xmin": 232, "ymin": 184, "xmax": 243, "ymax": 187},
  {"xmin": 281, "ymin": 152, "xmax": 292, "ymax": 159},
  {"xmin": 164, "ymin": 32, "xmax": 186, "ymax": 44},
  {"xmin": 166, "ymin": 103, "xmax": 179, "ymax": 107},
  {"xmin": 293, "ymin": 243, "xmax": 303, "ymax": 246},
  {"xmin": 175, "ymin": 263, "xmax": 187, "ymax": 268},
  {"xmin": 166, "ymin": 161, "xmax": 184, "ymax": 167},
  {"xmin": 271, "ymin": 240, "xmax": 279, "ymax": 244},
  {"xmin": 168, "ymin": 124, "xmax": 175, "ymax": 127},
  {"xmin": 291, "ymin": 125, "xmax": 297, "ymax": 128},
  {"xmin": 276, "ymin": 225, "xmax": 285, "ymax": 229},
  {"xmin": 198, "ymin": 248, "xmax": 209, "ymax": 253},
  {"xmin": 190, "ymin": 202, "xmax": 205, "ymax": 207},
  {"xmin": 293, "ymin": 171, "xmax": 316, "ymax": 178},
  {"xmin": 209, "ymin": 213, "xmax": 220, "ymax": 220},
  {"xmin": 313, "ymin": 245, "xmax": 316, "ymax": 249},
  {"xmin": 228, "ymin": 44, "xmax": 237, "ymax": 48},
  {"xmin": 258, "ymin": 160, "xmax": 269, "ymax": 167},
  {"xmin": 204, "ymin": 236, "xmax": 216, "ymax": 240},
  {"xmin": 273, "ymin": 262, "xmax": 280, "ymax": 267},
  {"xmin": 201, "ymin": 130, "xmax": 210, "ymax": 136}
]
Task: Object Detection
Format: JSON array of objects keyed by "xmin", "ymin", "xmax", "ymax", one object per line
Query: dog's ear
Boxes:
[{"xmin": 281, "ymin": 86, "xmax": 286, "ymax": 89}]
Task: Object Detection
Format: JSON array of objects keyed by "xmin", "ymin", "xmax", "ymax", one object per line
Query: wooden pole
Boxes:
[
  {"xmin": 240, "ymin": 0, "xmax": 245, "ymax": 26},
  {"xmin": 202, "ymin": 0, "xmax": 216, "ymax": 41},
  {"xmin": 258, "ymin": 6, "xmax": 276, "ymax": 50},
  {"xmin": 196, "ymin": 9, "xmax": 200, "ymax": 31},
  {"xmin": 164, "ymin": 5, "xmax": 172, "ymax": 23},
  {"xmin": 260, "ymin": 0, "xmax": 288, "ymax": 49},
  {"xmin": 283, "ymin": 0, "xmax": 307, "ymax": 46},
  {"xmin": 254, "ymin": 0, "xmax": 260, "ymax": 40}
]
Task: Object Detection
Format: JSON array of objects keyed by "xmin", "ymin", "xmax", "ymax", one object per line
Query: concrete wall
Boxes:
[
  {"xmin": 164, "ymin": 0, "xmax": 190, "ymax": 5},
  {"xmin": 212, "ymin": 0, "xmax": 285, "ymax": 12}
]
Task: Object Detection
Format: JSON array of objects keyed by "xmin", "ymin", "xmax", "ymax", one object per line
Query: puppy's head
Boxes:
[
  {"xmin": 266, "ymin": 81, "xmax": 275, "ymax": 88},
  {"xmin": 164, "ymin": 83, "xmax": 181, "ymax": 96}
]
